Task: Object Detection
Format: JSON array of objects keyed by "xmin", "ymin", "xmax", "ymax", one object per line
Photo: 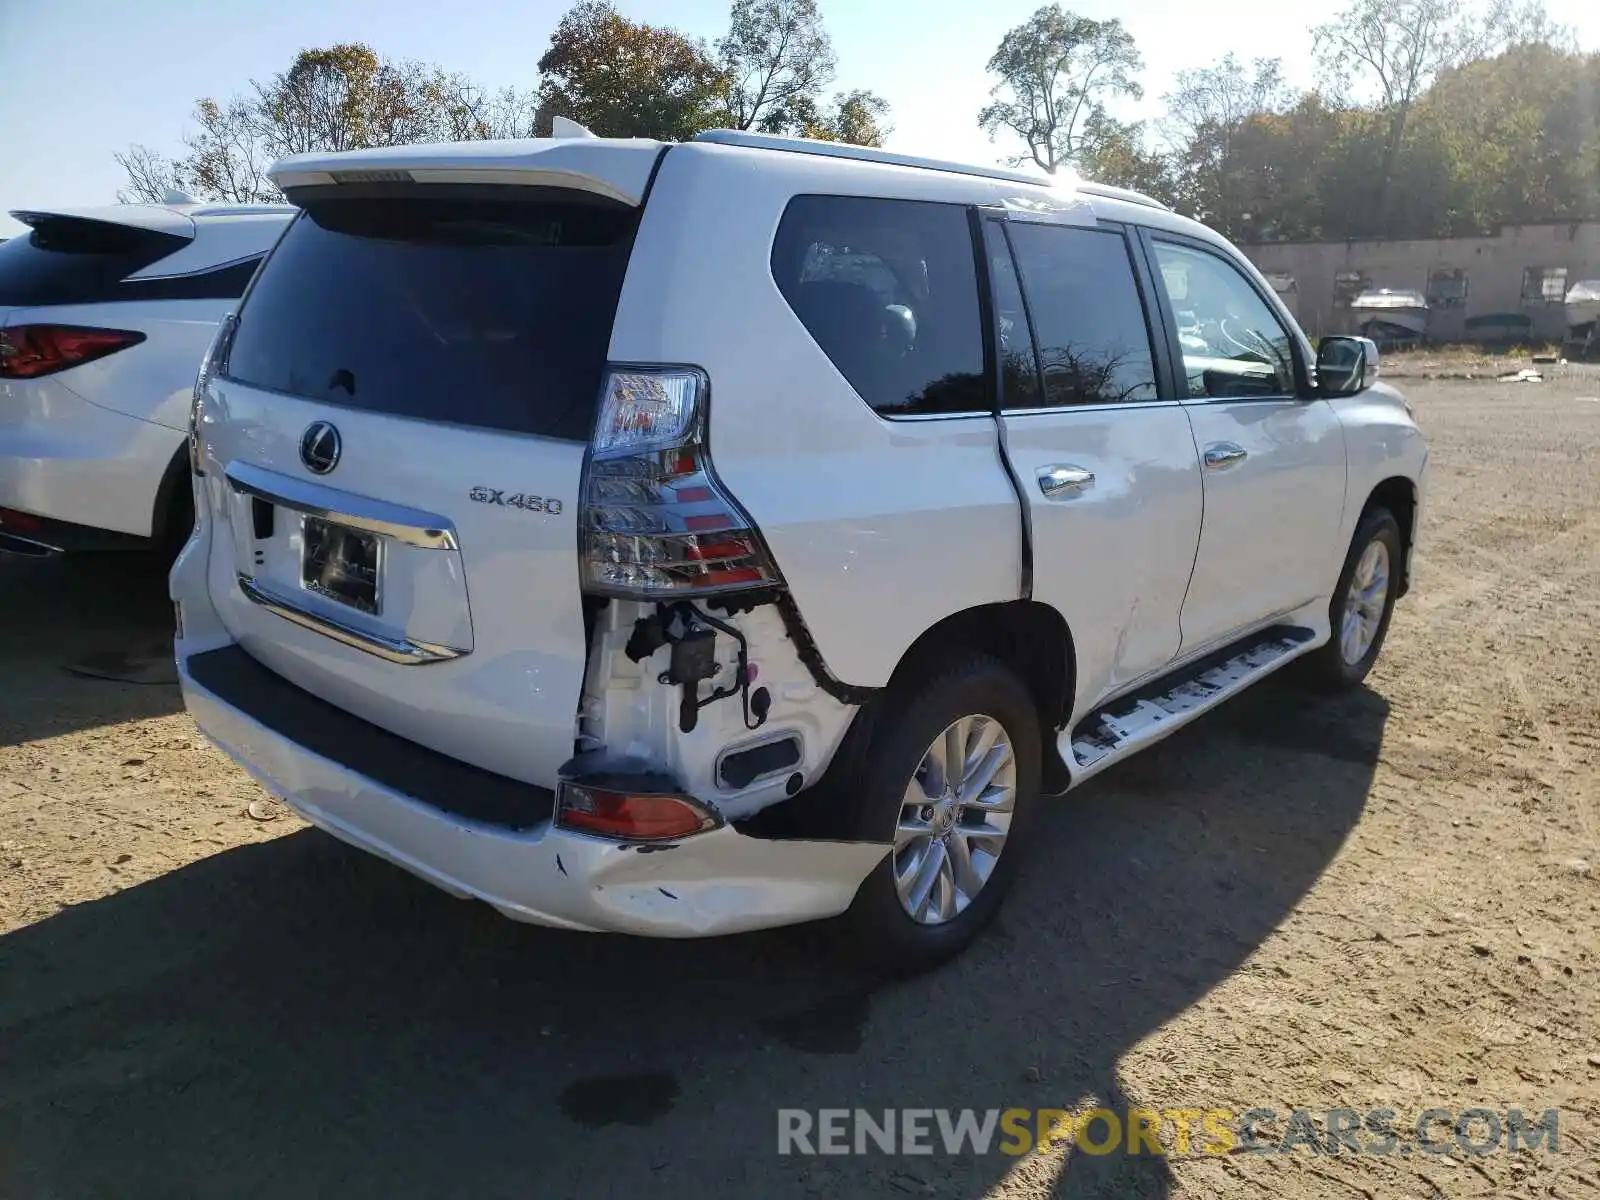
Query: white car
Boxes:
[
  {"xmin": 172, "ymin": 130, "xmax": 1427, "ymax": 973},
  {"xmin": 0, "ymin": 200, "xmax": 292, "ymax": 557}
]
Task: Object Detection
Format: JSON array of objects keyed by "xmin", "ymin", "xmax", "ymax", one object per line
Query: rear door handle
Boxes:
[
  {"xmin": 1037, "ymin": 464, "xmax": 1095, "ymax": 499},
  {"xmin": 1203, "ymin": 442, "xmax": 1248, "ymax": 470}
]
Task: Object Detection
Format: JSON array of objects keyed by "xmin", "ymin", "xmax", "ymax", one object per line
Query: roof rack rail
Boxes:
[
  {"xmin": 1074, "ymin": 180, "xmax": 1171, "ymax": 212},
  {"xmin": 691, "ymin": 129, "xmax": 1058, "ymax": 188}
]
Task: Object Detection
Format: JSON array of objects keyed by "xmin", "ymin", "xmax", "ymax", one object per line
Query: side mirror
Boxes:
[{"xmin": 1316, "ymin": 336, "xmax": 1379, "ymax": 398}]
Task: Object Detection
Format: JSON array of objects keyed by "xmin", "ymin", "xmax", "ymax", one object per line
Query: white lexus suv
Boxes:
[
  {"xmin": 0, "ymin": 199, "xmax": 291, "ymax": 558},
  {"xmin": 172, "ymin": 129, "xmax": 1426, "ymax": 972}
]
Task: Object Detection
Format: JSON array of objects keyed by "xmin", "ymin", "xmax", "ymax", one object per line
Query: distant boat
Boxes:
[
  {"xmin": 1562, "ymin": 280, "xmax": 1600, "ymax": 357},
  {"xmin": 1350, "ymin": 288, "xmax": 1429, "ymax": 344}
]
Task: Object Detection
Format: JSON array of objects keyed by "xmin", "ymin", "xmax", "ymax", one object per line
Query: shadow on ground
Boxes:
[
  {"xmin": 0, "ymin": 648, "xmax": 1388, "ymax": 1198},
  {"xmin": 0, "ymin": 553, "xmax": 182, "ymax": 747}
]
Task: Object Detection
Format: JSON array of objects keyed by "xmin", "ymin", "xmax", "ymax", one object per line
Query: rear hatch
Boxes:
[
  {"xmin": 196, "ymin": 141, "xmax": 663, "ymax": 787},
  {"xmin": 0, "ymin": 206, "xmax": 192, "ymax": 369},
  {"xmin": 1, "ymin": 206, "xmax": 292, "ymax": 437},
  {"xmin": 0, "ymin": 206, "xmax": 194, "ymax": 321}
]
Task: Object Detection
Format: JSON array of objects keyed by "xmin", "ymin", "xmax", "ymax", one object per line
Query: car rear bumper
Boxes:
[
  {"xmin": 177, "ymin": 645, "xmax": 887, "ymax": 937},
  {"xmin": 0, "ymin": 375, "xmax": 180, "ymax": 539}
]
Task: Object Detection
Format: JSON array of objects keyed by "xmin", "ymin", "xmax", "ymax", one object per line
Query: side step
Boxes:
[{"xmin": 1062, "ymin": 627, "xmax": 1317, "ymax": 784}]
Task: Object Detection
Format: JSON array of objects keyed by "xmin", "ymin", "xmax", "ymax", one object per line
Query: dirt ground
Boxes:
[{"xmin": 2, "ymin": 375, "xmax": 1597, "ymax": 1199}]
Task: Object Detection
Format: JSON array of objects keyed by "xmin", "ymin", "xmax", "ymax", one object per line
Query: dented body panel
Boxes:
[
  {"xmin": 579, "ymin": 600, "xmax": 858, "ymax": 822},
  {"xmin": 180, "ymin": 649, "xmax": 888, "ymax": 936}
]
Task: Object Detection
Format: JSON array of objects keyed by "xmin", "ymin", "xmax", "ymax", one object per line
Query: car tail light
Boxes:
[
  {"xmin": 556, "ymin": 782, "xmax": 720, "ymax": 840},
  {"xmin": 579, "ymin": 366, "xmax": 782, "ymax": 598},
  {"xmin": 0, "ymin": 325, "xmax": 145, "ymax": 379},
  {"xmin": 189, "ymin": 314, "xmax": 236, "ymax": 477}
]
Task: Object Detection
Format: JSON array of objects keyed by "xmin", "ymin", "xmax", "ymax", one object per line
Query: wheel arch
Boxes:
[
  {"xmin": 884, "ymin": 600, "xmax": 1077, "ymax": 794},
  {"xmin": 150, "ymin": 444, "xmax": 192, "ymax": 547},
  {"xmin": 1362, "ymin": 476, "xmax": 1417, "ymax": 597}
]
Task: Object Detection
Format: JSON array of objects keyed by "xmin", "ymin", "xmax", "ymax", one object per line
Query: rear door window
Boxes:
[
  {"xmin": 772, "ymin": 195, "xmax": 987, "ymax": 417},
  {"xmin": 1003, "ymin": 222, "xmax": 1159, "ymax": 408},
  {"xmin": 224, "ymin": 193, "xmax": 640, "ymax": 441},
  {"xmin": 0, "ymin": 217, "xmax": 187, "ymax": 306}
]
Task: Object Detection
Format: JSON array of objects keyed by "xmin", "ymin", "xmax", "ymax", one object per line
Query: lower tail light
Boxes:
[
  {"xmin": 580, "ymin": 367, "xmax": 782, "ymax": 598},
  {"xmin": 0, "ymin": 325, "xmax": 145, "ymax": 379},
  {"xmin": 556, "ymin": 782, "xmax": 720, "ymax": 841}
]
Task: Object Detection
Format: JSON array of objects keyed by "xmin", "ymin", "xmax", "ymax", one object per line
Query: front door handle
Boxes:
[
  {"xmin": 1037, "ymin": 464, "xmax": 1095, "ymax": 499},
  {"xmin": 1203, "ymin": 442, "xmax": 1248, "ymax": 470}
]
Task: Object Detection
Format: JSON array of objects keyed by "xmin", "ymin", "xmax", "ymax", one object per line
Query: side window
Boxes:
[
  {"xmin": 772, "ymin": 196, "xmax": 986, "ymax": 417},
  {"xmin": 1151, "ymin": 240, "xmax": 1297, "ymax": 400},
  {"xmin": 1005, "ymin": 222, "xmax": 1158, "ymax": 407},
  {"xmin": 120, "ymin": 255, "xmax": 266, "ymax": 302},
  {"xmin": 981, "ymin": 221, "xmax": 1041, "ymax": 409}
]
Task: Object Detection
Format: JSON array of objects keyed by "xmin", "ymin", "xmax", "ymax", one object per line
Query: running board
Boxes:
[{"xmin": 1062, "ymin": 627, "xmax": 1317, "ymax": 784}]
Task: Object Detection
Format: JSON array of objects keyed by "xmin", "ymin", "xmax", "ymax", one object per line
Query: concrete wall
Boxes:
[{"xmin": 1241, "ymin": 222, "xmax": 1600, "ymax": 343}]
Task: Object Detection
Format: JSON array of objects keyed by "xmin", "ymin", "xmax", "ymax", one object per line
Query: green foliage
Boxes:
[
  {"xmin": 535, "ymin": 1, "xmax": 728, "ymax": 140},
  {"xmin": 117, "ymin": 42, "xmax": 534, "ymax": 203},
  {"xmin": 717, "ymin": 0, "xmax": 835, "ymax": 134},
  {"xmin": 797, "ymin": 89, "xmax": 893, "ymax": 148},
  {"xmin": 978, "ymin": 4, "xmax": 1143, "ymax": 174}
]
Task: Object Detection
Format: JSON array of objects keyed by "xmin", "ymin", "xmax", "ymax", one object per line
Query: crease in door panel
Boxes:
[
  {"xmin": 969, "ymin": 207, "xmax": 1033, "ymax": 599},
  {"xmin": 1174, "ymin": 403, "xmax": 1208, "ymax": 651}
]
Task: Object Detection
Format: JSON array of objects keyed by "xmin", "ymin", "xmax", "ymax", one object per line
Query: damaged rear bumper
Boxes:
[{"xmin": 178, "ymin": 650, "xmax": 888, "ymax": 937}]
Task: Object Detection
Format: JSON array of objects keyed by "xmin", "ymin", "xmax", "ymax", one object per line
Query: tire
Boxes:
[
  {"xmin": 841, "ymin": 656, "xmax": 1041, "ymax": 976},
  {"xmin": 157, "ymin": 474, "xmax": 195, "ymax": 568},
  {"xmin": 1298, "ymin": 507, "xmax": 1403, "ymax": 691}
]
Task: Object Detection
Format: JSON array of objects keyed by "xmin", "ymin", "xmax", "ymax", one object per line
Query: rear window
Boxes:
[
  {"xmin": 224, "ymin": 193, "xmax": 639, "ymax": 441},
  {"xmin": 771, "ymin": 195, "xmax": 987, "ymax": 418},
  {"xmin": 0, "ymin": 217, "xmax": 186, "ymax": 306}
]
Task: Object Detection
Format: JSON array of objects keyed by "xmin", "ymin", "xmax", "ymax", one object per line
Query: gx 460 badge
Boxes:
[{"xmin": 469, "ymin": 487, "xmax": 563, "ymax": 515}]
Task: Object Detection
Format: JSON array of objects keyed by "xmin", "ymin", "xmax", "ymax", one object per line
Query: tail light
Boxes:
[
  {"xmin": 557, "ymin": 781, "xmax": 720, "ymax": 840},
  {"xmin": 188, "ymin": 314, "xmax": 236, "ymax": 477},
  {"xmin": 0, "ymin": 325, "xmax": 145, "ymax": 379},
  {"xmin": 579, "ymin": 366, "xmax": 782, "ymax": 598}
]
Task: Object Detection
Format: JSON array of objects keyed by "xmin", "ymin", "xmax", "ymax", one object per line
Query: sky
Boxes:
[{"xmin": 3, "ymin": 0, "xmax": 1599, "ymax": 237}]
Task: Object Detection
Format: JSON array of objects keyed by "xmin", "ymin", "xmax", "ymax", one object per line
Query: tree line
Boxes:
[
  {"xmin": 120, "ymin": 0, "xmax": 1597, "ymax": 244},
  {"xmin": 984, "ymin": 0, "xmax": 1597, "ymax": 241},
  {"xmin": 118, "ymin": 0, "xmax": 888, "ymax": 205}
]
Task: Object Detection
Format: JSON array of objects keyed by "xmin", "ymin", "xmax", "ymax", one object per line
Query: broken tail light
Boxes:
[
  {"xmin": 556, "ymin": 781, "xmax": 720, "ymax": 841},
  {"xmin": 0, "ymin": 324, "xmax": 145, "ymax": 379},
  {"xmin": 579, "ymin": 366, "xmax": 782, "ymax": 598}
]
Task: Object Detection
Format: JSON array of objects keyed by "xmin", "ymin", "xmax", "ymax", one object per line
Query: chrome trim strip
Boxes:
[
  {"xmin": 236, "ymin": 574, "xmax": 466, "ymax": 665},
  {"xmin": 0, "ymin": 531, "xmax": 63, "ymax": 557},
  {"xmin": 885, "ymin": 399, "xmax": 1186, "ymax": 423},
  {"xmin": 126, "ymin": 251, "xmax": 265, "ymax": 282},
  {"xmin": 224, "ymin": 461, "xmax": 458, "ymax": 550}
]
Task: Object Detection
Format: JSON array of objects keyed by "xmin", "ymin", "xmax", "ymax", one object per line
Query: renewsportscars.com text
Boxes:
[{"xmin": 777, "ymin": 1107, "xmax": 1561, "ymax": 1158}]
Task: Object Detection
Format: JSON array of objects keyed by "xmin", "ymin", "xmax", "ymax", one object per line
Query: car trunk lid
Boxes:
[{"xmin": 195, "ymin": 156, "xmax": 657, "ymax": 788}]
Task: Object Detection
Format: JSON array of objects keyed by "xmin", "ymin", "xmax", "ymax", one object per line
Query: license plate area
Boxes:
[{"xmin": 301, "ymin": 515, "xmax": 382, "ymax": 616}]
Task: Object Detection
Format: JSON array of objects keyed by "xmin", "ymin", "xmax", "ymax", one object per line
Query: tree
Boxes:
[
  {"xmin": 798, "ymin": 88, "xmax": 892, "ymax": 147},
  {"xmin": 978, "ymin": 4, "xmax": 1143, "ymax": 174},
  {"xmin": 536, "ymin": 1, "xmax": 728, "ymax": 140},
  {"xmin": 1400, "ymin": 44, "xmax": 1600, "ymax": 234},
  {"xmin": 1076, "ymin": 121, "xmax": 1178, "ymax": 205},
  {"xmin": 1160, "ymin": 55, "xmax": 1290, "ymax": 235},
  {"xmin": 1311, "ymin": 0, "xmax": 1568, "ymax": 232},
  {"xmin": 717, "ymin": 0, "xmax": 835, "ymax": 134},
  {"xmin": 115, "ymin": 145, "xmax": 194, "ymax": 205},
  {"xmin": 116, "ymin": 44, "xmax": 525, "ymax": 204}
]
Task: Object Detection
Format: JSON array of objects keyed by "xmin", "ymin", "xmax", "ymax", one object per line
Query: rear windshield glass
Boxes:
[
  {"xmin": 0, "ymin": 218, "xmax": 186, "ymax": 306},
  {"xmin": 224, "ymin": 194, "xmax": 639, "ymax": 441}
]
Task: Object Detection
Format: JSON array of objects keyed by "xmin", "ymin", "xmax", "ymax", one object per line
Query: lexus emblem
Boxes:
[{"xmin": 300, "ymin": 421, "xmax": 341, "ymax": 475}]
